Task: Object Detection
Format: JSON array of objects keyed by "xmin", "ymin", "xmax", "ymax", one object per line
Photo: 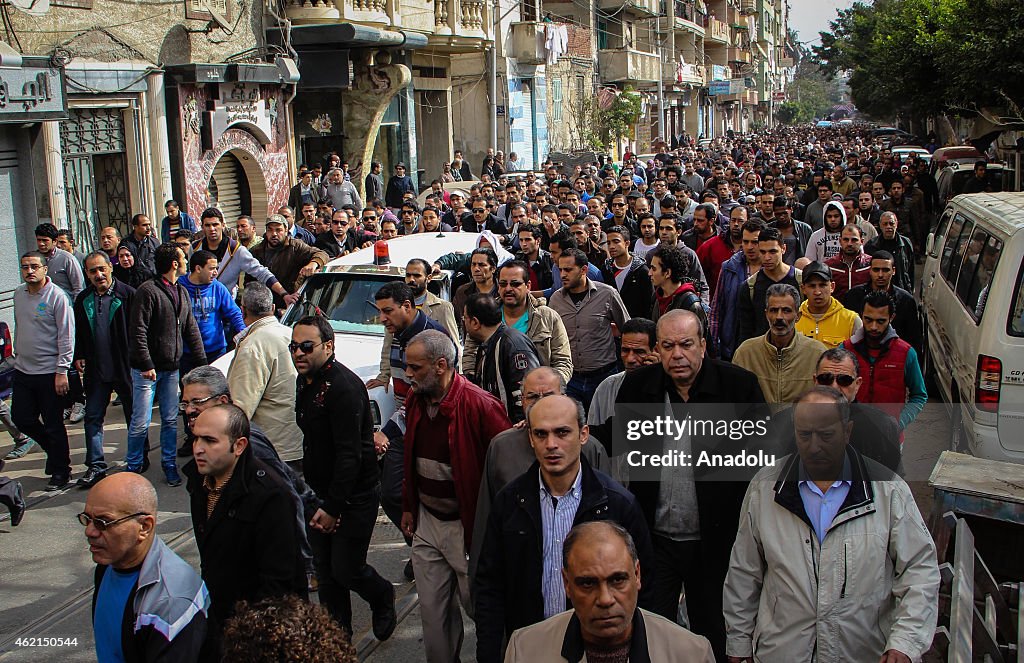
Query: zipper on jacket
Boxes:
[{"xmin": 840, "ymin": 542, "xmax": 848, "ymax": 598}]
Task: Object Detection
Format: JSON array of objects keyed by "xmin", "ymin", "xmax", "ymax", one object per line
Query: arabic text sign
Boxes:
[{"xmin": 0, "ymin": 65, "xmax": 67, "ymax": 122}]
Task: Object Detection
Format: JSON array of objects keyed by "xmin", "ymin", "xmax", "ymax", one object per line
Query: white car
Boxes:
[{"xmin": 213, "ymin": 231, "xmax": 482, "ymax": 429}]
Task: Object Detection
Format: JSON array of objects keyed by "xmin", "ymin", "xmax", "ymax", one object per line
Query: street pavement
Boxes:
[{"xmin": 0, "ymin": 398, "xmax": 951, "ymax": 662}]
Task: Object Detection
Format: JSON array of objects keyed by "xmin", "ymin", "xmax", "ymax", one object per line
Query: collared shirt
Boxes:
[
  {"xmin": 798, "ymin": 456, "xmax": 852, "ymax": 543},
  {"xmin": 503, "ymin": 308, "xmax": 529, "ymax": 334},
  {"xmin": 548, "ymin": 280, "xmax": 630, "ymax": 373},
  {"xmin": 92, "ymin": 287, "xmax": 116, "ymax": 382},
  {"xmin": 540, "ymin": 467, "xmax": 583, "ymax": 619},
  {"xmin": 204, "ymin": 468, "xmax": 235, "ymax": 519}
]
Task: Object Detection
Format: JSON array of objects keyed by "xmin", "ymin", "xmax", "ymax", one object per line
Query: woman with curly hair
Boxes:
[{"xmin": 220, "ymin": 596, "xmax": 357, "ymax": 663}]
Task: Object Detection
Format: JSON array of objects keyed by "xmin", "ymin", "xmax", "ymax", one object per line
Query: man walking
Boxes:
[
  {"xmin": 400, "ymin": 330, "xmax": 511, "ymax": 663},
  {"xmin": 123, "ymin": 214, "xmax": 160, "ymax": 274},
  {"xmin": 497, "ymin": 261, "xmax": 573, "ymax": 384},
  {"xmin": 795, "ymin": 261, "xmax": 862, "ymax": 348},
  {"xmin": 548, "ymin": 249, "xmax": 630, "ymax": 411},
  {"xmin": 178, "ymin": 250, "xmax": 246, "ymax": 376},
  {"xmin": 845, "ymin": 250, "xmax": 921, "ymax": 349},
  {"xmin": 826, "ymin": 224, "xmax": 872, "ymax": 304},
  {"xmin": 292, "ymin": 316, "xmax": 397, "ymax": 640},
  {"xmin": 365, "ymin": 161, "xmax": 385, "ymax": 202},
  {"xmin": 74, "ymin": 252, "xmax": 139, "ymax": 488},
  {"xmin": 865, "ymin": 211, "xmax": 915, "ymax": 292},
  {"xmin": 736, "ymin": 228, "xmax": 802, "ymax": 346},
  {"xmin": 128, "ymin": 244, "xmax": 206, "ymax": 485},
  {"xmin": 711, "ymin": 219, "xmax": 764, "ymax": 360},
  {"xmin": 12, "ymin": 251, "xmax": 75, "ymax": 489}
]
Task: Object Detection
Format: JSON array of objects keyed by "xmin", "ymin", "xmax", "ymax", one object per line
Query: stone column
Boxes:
[
  {"xmin": 343, "ymin": 54, "xmax": 412, "ymax": 200},
  {"xmin": 41, "ymin": 121, "xmax": 68, "ymax": 228},
  {"xmin": 145, "ymin": 72, "xmax": 174, "ymax": 215}
]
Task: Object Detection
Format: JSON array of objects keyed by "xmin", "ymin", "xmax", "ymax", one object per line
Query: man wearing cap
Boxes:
[
  {"xmin": 249, "ymin": 215, "xmax": 329, "ymax": 308},
  {"xmin": 385, "ymin": 163, "xmax": 417, "ymax": 209},
  {"xmin": 795, "ymin": 261, "xmax": 862, "ymax": 348}
]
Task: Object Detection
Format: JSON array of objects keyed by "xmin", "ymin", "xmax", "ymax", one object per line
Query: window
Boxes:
[
  {"xmin": 953, "ymin": 229, "xmax": 1002, "ymax": 322},
  {"xmin": 552, "ymin": 78, "xmax": 563, "ymax": 123},
  {"xmin": 1009, "ymin": 260, "xmax": 1024, "ymax": 337},
  {"xmin": 940, "ymin": 214, "xmax": 971, "ymax": 283},
  {"xmin": 930, "ymin": 209, "xmax": 953, "ymax": 258}
]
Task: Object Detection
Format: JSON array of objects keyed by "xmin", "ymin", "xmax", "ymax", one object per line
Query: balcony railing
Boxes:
[
  {"xmin": 598, "ymin": 0, "xmax": 658, "ymax": 17},
  {"xmin": 706, "ymin": 17, "xmax": 729, "ymax": 42},
  {"xmin": 727, "ymin": 46, "xmax": 751, "ymax": 64},
  {"xmin": 280, "ymin": 0, "xmax": 492, "ymax": 41},
  {"xmin": 663, "ymin": 61, "xmax": 706, "ymax": 85},
  {"xmin": 510, "ymin": 21, "xmax": 545, "ymax": 65},
  {"xmin": 598, "ymin": 48, "xmax": 660, "ymax": 84}
]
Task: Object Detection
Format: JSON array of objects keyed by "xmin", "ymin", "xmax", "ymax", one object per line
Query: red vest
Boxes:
[{"xmin": 843, "ymin": 336, "xmax": 910, "ymax": 421}]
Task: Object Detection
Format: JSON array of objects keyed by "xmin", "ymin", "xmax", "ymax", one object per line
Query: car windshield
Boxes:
[{"xmin": 283, "ymin": 273, "xmax": 395, "ymax": 335}]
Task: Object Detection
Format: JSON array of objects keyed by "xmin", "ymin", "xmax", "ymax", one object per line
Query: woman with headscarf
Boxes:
[{"xmin": 113, "ymin": 242, "xmax": 155, "ymax": 288}]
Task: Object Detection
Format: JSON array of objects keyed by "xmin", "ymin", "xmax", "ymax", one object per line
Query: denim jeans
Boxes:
[
  {"xmin": 83, "ymin": 379, "xmax": 135, "ymax": 472},
  {"xmin": 126, "ymin": 368, "xmax": 179, "ymax": 469},
  {"xmin": 567, "ymin": 362, "xmax": 620, "ymax": 413}
]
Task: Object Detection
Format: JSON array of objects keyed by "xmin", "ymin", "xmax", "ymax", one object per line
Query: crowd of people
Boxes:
[{"xmin": 0, "ymin": 123, "xmax": 952, "ymax": 662}]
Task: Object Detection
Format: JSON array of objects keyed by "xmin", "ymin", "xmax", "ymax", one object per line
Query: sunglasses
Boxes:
[
  {"xmin": 497, "ymin": 280, "xmax": 525, "ymax": 288},
  {"xmin": 815, "ymin": 373, "xmax": 856, "ymax": 387},
  {"xmin": 289, "ymin": 340, "xmax": 326, "ymax": 355},
  {"xmin": 78, "ymin": 511, "xmax": 149, "ymax": 531}
]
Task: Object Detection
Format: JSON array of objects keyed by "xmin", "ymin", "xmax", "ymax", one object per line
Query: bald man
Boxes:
[
  {"xmin": 474, "ymin": 394, "xmax": 653, "ymax": 663},
  {"xmin": 84, "ymin": 473, "xmax": 208, "ymax": 662}
]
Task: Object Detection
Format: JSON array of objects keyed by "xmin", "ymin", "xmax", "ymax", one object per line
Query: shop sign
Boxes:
[
  {"xmin": 202, "ymin": 82, "xmax": 273, "ymax": 149},
  {"xmin": 0, "ymin": 64, "xmax": 67, "ymax": 122}
]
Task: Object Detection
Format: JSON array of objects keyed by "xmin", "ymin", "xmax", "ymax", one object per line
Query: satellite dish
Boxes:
[{"xmin": 203, "ymin": 0, "xmax": 231, "ymax": 30}]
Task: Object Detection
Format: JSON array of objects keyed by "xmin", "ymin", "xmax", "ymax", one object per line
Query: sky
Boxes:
[{"xmin": 787, "ymin": 0, "xmax": 857, "ymax": 46}]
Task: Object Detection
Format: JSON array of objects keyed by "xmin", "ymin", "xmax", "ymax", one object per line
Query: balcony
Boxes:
[
  {"xmin": 727, "ymin": 47, "xmax": 750, "ymax": 64},
  {"xmin": 705, "ymin": 18, "xmax": 729, "ymax": 43},
  {"xmin": 663, "ymin": 61, "xmax": 706, "ymax": 86},
  {"xmin": 740, "ymin": 0, "xmax": 755, "ymax": 14},
  {"xmin": 510, "ymin": 21, "xmax": 545, "ymax": 64},
  {"xmin": 672, "ymin": 0, "xmax": 706, "ymax": 35},
  {"xmin": 598, "ymin": 0, "xmax": 658, "ymax": 17},
  {"xmin": 428, "ymin": 0, "xmax": 493, "ymax": 50},
  {"xmin": 598, "ymin": 49, "xmax": 660, "ymax": 84}
]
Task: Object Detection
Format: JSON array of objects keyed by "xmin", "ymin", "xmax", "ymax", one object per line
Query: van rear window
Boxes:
[{"xmin": 1009, "ymin": 260, "xmax": 1024, "ymax": 337}]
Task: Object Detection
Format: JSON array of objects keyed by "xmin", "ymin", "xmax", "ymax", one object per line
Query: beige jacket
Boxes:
[
  {"xmin": 732, "ymin": 331, "xmax": 826, "ymax": 405},
  {"xmin": 376, "ymin": 291, "xmax": 460, "ymax": 382},
  {"xmin": 226, "ymin": 315, "xmax": 303, "ymax": 462},
  {"xmin": 723, "ymin": 451, "xmax": 939, "ymax": 662},
  {"xmin": 505, "ymin": 608, "xmax": 714, "ymax": 662},
  {"xmin": 465, "ymin": 295, "xmax": 573, "ymax": 383}
]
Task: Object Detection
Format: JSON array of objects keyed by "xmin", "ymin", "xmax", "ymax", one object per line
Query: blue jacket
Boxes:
[
  {"xmin": 711, "ymin": 251, "xmax": 748, "ymax": 361},
  {"xmin": 176, "ymin": 276, "xmax": 246, "ymax": 355},
  {"xmin": 160, "ymin": 212, "xmax": 198, "ymax": 243}
]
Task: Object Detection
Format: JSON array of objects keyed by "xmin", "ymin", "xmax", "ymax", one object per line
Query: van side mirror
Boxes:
[{"xmin": 925, "ymin": 233, "xmax": 934, "ymax": 256}]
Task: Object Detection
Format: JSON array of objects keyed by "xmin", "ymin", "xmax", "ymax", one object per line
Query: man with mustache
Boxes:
[{"xmin": 733, "ymin": 283, "xmax": 826, "ymax": 405}]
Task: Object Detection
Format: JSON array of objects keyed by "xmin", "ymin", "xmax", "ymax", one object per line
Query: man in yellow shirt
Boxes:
[{"xmin": 795, "ymin": 261, "xmax": 862, "ymax": 348}]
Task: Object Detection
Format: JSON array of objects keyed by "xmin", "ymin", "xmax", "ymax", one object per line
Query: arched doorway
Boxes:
[{"xmin": 207, "ymin": 147, "xmax": 269, "ymax": 222}]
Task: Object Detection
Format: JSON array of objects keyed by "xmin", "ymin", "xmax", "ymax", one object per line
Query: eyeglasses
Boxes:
[
  {"xmin": 497, "ymin": 280, "xmax": 525, "ymax": 289},
  {"xmin": 362, "ymin": 216, "xmax": 377, "ymax": 222},
  {"xmin": 814, "ymin": 373, "xmax": 856, "ymax": 388},
  {"xmin": 78, "ymin": 511, "xmax": 149, "ymax": 531},
  {"xmin": 611, "ymin": 202, "xmax": 626, "ymax": 207},
  {"xmin": 179, "ymin": 394, "xmax": 221, "ymax": 412},
  {"xmin": 331, "ymin": 219, "xmax": 348, "ymax": 225},
  {"xmin": 289, "ymin": 340, "xmax": 326, "ymax": 355},
  {"xmin": 473, "ymin": 208, "xmax": 486, "ymax": 214}
]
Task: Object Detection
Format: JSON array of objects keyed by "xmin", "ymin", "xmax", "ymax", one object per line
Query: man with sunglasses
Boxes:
[
  {"xmin": 85, "ymin": 473, "xmax": 208, "ymax": 663},
  {"xmin": 770, "ymin": 347, "xmax": 902, "ymax": 473},
  {"xmin": 292, "ymin": 315, "xmax": 397, "ymax": 641},
  {"xmin": 73, "ymin": 252, "xmax": 141, "ymax": 488}
]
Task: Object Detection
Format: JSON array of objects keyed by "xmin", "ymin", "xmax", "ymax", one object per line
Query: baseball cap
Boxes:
[{"xmin": 802, "ymin": 261, "xmax": 833, "ymax": 282}]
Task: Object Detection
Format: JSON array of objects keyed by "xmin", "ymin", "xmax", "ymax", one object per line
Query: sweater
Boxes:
[
  {"xmin": 43, "ymin": 248, "xmax": 85, "ymax": 300},
  {"xmin": 177, "ymin": 276, "xmax": 246, "ymax": 356},
  {"xmin": 129, "ymin": 278, "xmax": 207, "ymax": 372},
  {"xmin": 13, "ymin": 278, "xmax": 75, "ymax": 375}
]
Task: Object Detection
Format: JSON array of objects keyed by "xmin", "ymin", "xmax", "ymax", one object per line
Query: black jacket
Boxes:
[
  {"xmin": 473, "ymin": 456, "xmax": 656, "ymax": 663},
  {"xmin": 295, "ymin": 356, "xmax": 380, "ymax": 519},
  {"xmin": 74, "ymin": 279, "xmax": 135, "ymax": 386},
  {"xmin": 129, "ymin": 278, "xmax": 206, "ymax": 372},
  {"xmin": 517, "ymin": 250, "xmax": 554, "ymax": 291},
  {"xmin": 474, "ymin": 324, "xmax": 541, "ymax": 423},
  {"xmin": 365, "ymin": 171, "xmax": 385, "ymax": 202},
  {"xmin": 601, "ymin": 255, "xmax": 654, "ymax": 320},
  {"xmin": 287, "ymin": 182, "xmax": 322, "ymax": 211},
  {"xmin": 865, "ymin": 233, "xmax": 915, "ymax": 293},
  {"xmin": 182, "ymin": 449, "xmax": 308, "ymax": 647},
  {"xmin": 597, "ymin": 360, "xmax": 767, "ymax": 608},
  {"xmin": 385, "ymin": 175, "xmax": 416, "ymax": 208},
  {"xmin": 844, "ymin": 283, "xmax": 921, "ymax": 349}
]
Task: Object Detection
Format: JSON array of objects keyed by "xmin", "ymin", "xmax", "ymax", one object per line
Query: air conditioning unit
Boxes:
[{"xmin": 740, "ymin": 0, "xmax": 756, "ymax": 15}]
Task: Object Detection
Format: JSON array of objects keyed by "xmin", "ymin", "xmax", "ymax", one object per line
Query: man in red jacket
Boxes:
[
  {"xmin": 696, "ymin": 205, "xmax": 745, "ymax": 300},
  {"xmin": 400, "ymin": 329, "xmax": 511, "ymax": 663},
  {"xmin": 827, "ymin": 224, "xmax": 872, "ymax": 304}
]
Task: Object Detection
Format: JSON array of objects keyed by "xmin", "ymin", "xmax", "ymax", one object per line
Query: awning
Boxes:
[{"xmin": 269, "ymin": 23, "xmax": 429, "ymax": 50}]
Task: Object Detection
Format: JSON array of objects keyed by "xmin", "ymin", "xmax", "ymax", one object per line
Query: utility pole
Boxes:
[{"xmin": 656, "ymin": 9, "xmax": 665, "ymax": 144}]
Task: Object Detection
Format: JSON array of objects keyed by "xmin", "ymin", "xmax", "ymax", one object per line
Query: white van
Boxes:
[{"xmin": 919, "ymin": 192, "xmax": 1024, "ymax": 463}]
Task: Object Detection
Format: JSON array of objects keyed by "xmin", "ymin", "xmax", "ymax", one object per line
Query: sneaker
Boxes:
[
  {"xmin": 77, "ymin": 468, "xmax": 106, "ymax": 489},
  {"xmin": 371, "ymin": 583, "xmax": 397, "ymax": 641},
  {"xmin": 140, "ymin": 455, "xmax": 150, "ymax": 474},
  {"xmin": 124, "ymin": 464, "xmax": 143, "ymax": 474},
  {"xmin": 69, "ymin": 403, "xmax": 86, "ymax": 424},
  {"xmin": 164, "ymin": 465, "xmax": 182, "ymax": 487},
  {"xmin": 45, "ymin": 474, "xmax": 71, "ymax": 491},
  {"xmin": 4, "ymin": 438, "xmax": 36, "ymax": 460},
  {"xmin": 403, "ymin": 559, "xmax": 415, "ymax": 581},
  {"xmin": 63, "ymin": 407, "xmax": 71, "ymax": 421}
]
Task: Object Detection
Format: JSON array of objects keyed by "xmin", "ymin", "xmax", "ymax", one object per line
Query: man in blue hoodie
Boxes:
[{"xmin": 178, "ymin": 250, "xmax": 246, "ymax": 378}]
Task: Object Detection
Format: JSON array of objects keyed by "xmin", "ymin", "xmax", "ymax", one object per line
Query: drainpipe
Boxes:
[{"xmin": 489, "ymin": 45, "xmax": 498, "ymax": 150}]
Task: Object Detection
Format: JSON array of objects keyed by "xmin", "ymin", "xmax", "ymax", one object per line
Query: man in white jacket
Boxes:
[
  {"xmin": 723, "ymin": 386, "xmax": 939, "ymax": 663},
  {"xmin": 225, "ymin": 283, "xmax": 304, "ymax": 471}
]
